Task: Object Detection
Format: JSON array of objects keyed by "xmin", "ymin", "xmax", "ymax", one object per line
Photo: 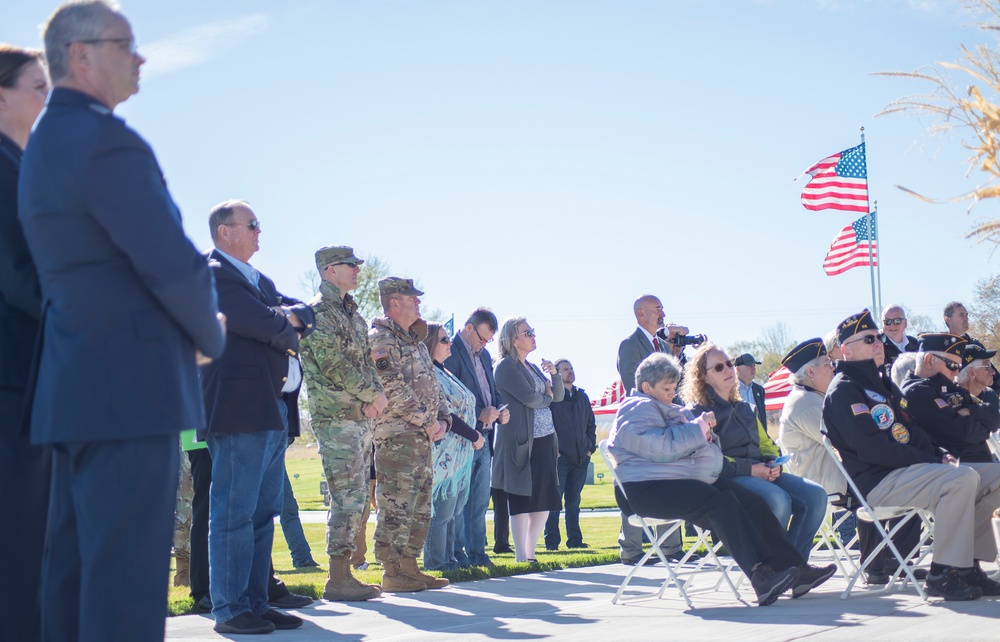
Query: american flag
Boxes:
[
  {"xmin": 799, "ymin": 143, "xmax": 868, "ymax": 213},
  {"xmin": 592, "ymin": 379, "xmax": 626, "ymax": 408},
  {"xmin": 823, "ymin": 214, "xmax": 878, "ymax": 276},
  {"xmin": 764, "ymin": 367, "xmax": 793, "ymax": 412}
]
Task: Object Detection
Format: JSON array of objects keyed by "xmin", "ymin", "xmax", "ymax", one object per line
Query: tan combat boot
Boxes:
[
  {"xmin": 173, "ymin": 552, "xmax": 190, "ymax": 587},
  {"xmin": 399, "ymin": 557, "xmax": 450, "ymax": 589},
  {"xmin": 324, "ymin": 556, "xmax": 382, "ymax": 601},
  {"xmin": 381, "ymin": 560, "xmax": 427, "ymax": 593}
]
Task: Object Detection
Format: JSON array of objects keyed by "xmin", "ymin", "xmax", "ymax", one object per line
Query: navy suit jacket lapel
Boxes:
[
  {"xmin": 211, "ymin": 249, "xmax": 270, "ymax": 305},
  {"xmin": 634, "ymin": 328, "xmax": 654, "ymax": 356}
]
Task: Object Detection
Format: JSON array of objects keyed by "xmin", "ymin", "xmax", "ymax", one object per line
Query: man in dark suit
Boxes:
[
  {"xmin": 735, "ymin": 353, "xmax": 768, "ymax": 429},
  {"xmin": 443, "ymin": 308, "xmax": 510, "ymax": 564},
  {"xmin": 201, "ymin": 199, "xmax": 315, "ymax": 634},
  {"xmin": 615, "ymin": 294, "xmax": 687, "ymax": 564},
  {"xmin": 17, "ymin": 4, "xmax": 226, "ymax": 641}
]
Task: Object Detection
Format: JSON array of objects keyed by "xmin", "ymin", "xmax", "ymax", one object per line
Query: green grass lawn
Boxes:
[{"xmin": 285, "ymin": 445, "xmax": 617, "ymax": 512}]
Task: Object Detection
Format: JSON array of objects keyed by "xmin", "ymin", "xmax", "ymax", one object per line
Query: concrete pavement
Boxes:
[{"xmin": 166, "ymin": 561, "xmax": 1000, "ymax": 641}]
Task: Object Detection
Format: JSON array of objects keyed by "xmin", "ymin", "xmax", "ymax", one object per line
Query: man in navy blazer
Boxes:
[
  {"xmin": 17, "ymin": 4, "xmax": 225, "ymax": 641},
  {"xmin": 443, "ymin": 308, "xmax": 510, "ymax": 565},
  {"xmin": 200, "ymin": 199, "xmax": 316, "ymax": 634}
]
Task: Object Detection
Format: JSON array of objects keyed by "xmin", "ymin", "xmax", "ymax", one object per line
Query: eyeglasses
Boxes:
[
  {"xmin": 474, "ymin": 325, "xmax": 494, "ymax": 344},
  {"xmin": 72, "ymin": 38, "xmax": 138, "ymax": 55},
  {"xmin": 335, "ymin": 261, "xmax": 360, "ymax": 268},
  {"xmin": 707, "ymin": 360, "xmax": 734, "ymax": 373},
  {"xmin": 843, "ymin": 334, "xmax": 878, "ymax": 347},
  {"xmin": 933, "ymin": 354, "xmax": 962, "ymax": 372},
  {"xmin": 223, "ymin": 220, "xmax": 260, "ymax": 231},
  {"xmin": 883, "ymin": 318, "xmax": 906, "ymax": 326},
  {"xmin": 519, "ymin": 329, "xmax": 536, "ymax": 338},
  {"xmin": 438, "ymin": 336, "xmax": 451, "ymax": 344}
]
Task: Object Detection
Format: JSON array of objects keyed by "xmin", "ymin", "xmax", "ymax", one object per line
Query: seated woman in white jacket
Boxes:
[{"xmin": 608, "ymin": 353, "xmax": 835, "ymax": 606}]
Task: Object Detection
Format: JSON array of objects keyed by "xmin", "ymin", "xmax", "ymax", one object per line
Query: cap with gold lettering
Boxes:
[
  {"xmin": 836, "ymin": 309, "xmax": 878, "ymax": 344},
  {"xmin": 782, "ymin": 338, "xmax": 827, "ymax": 374},
  {"xmin": 917, "ymin": 333, "xmax": 966, "ymax": 356}
]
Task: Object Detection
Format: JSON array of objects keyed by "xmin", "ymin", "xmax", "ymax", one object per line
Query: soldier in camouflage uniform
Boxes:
[
  {"xmin": 173, "ymin": 439, "xmax": 193, "ymax": 586},
  {"xmin": 299, "ymin": 246, "xmax": 388, "ymax": 601},
  {"xmin": 369, "ymin": 277, "xmax": 451, "ymax": 592}
]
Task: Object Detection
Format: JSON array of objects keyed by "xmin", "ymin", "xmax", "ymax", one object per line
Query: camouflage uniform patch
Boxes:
[{"xmin": 315, "ymin": 418, "xmax": 373, "ymax": 557}]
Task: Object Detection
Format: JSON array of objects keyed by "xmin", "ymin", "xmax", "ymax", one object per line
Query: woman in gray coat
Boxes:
[{"xmin": 492, "ymin": 316, "xmax": 564, "ymax": 562}]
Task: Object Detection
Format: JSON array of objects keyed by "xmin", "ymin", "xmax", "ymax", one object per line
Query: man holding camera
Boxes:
[{"xmin": 615, "ymin": 295, "xmax": 690, "ymax": 564}]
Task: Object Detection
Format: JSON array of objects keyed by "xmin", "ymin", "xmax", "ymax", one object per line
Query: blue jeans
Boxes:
[
  {"xmin": 728, "ymin": 472, "xmax": 828, "ymax": 560},
  {"xmin": 459, "ymin": 445, "xmax": 492, "ymax": 565},
  {"xmin": 424, "ymin": 492, "xmax": 460, "ymax": 570},
  {"xmin": 544, "ymin": 458, "xmax": 590, "ymax": 548},
  {"xmin": 207, "ymin": 403, "xmax": 288, "ymax": 622},
  {"xmin": 280, "ymin": 466, "xmax": 314, "ymax": 566}
]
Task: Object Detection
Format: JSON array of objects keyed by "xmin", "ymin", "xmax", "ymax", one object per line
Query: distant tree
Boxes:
[
  {"xmin": 970, "ymin": 272, "xmax": 1000, "ymax": 349},
  {"xmin": 878, "ymin": 0, "xmax": 1000, "ymax": 243},
  {"xmin": 728, "ymin": 322, "xmax": 798, "ymax": 385},
  {"xmin": 904, "ymin": 309, "xmax": 937, "ymax": 335}
]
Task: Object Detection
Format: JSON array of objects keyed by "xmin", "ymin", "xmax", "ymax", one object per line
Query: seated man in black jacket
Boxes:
[
  {"xmin": 822, "ymin": 313, "xmax": 1000, "ymax": 601},
  {"xmin": 901, "ymin": 338, "xmax": 1000, "ymax": 464}
]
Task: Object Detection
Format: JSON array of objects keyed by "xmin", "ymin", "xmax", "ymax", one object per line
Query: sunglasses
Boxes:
[
  {"xmin": 844, "ymin": 335, "xmax": 878, "ymax": 346},
  {"xmin": 223, "ymin": 219, "xmax": 260, "ymax": 231},
  {"xmin": 519, "ymin": 329, "xmax": 536, "ymax": 338},
  {"xmin": 883, "ymin": 318, "xmax": 906, "ymax": 326},
  {"xmin": 707, "ymin": 360, "xmax": 734, "ymax": 373},
  {"xmin": 933, "ymin": 354, "xmax": 962, "ymax": 372}
]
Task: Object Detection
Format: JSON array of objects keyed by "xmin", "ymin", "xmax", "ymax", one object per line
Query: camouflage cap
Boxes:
[
  {"xmin": 378, "ymin": 276, "xmax": 424, "ymax": 297},
  {"xmin": 315, "ymin": 245, "xmax": 364, "ymax": 271},
  {"xmin": 917, "ymin": 333, "xmax": 967, "ymax": 356}
]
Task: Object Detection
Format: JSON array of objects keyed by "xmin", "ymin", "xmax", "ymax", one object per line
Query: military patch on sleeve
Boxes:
[
  {"xmin": 372, "ymin": 348, "xmax": 390, "ymax": 371},
  {"xmin": 891, "ymin": 423, "xmax": 910, "ymax": 444},
  {"xmin": 934, "ymin": 398, "xmax": 949, "ymax": 409},
  {"xmin": 870, "ymin": 404, "xmax": 894, "ymax": 430},
  {"xmin": 851, "ymin": 403, "xmax": 870, "ymax": 416},
  {"xmin": 899, "ymin": 398, "xmax": 908, "ymax": 409},
  {"xmin": 864, "ymin": 389, "xmax": 887, "ymax": 403},
  {"xmin": 949, "ymin": 393, "xmax": 964, "ymax": 406}
]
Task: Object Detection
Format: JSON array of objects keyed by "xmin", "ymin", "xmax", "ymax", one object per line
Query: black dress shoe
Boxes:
[
  {"xmin": 494, "ymin": 545, "xmax": 514, "ymax": 554},
  {"xmin": 293, "ymin": 558, "xmax": 321, "ymax": 568},
  {"xmin": 566, "ymin": 542, "xmax": 590, "ymax": 549},
  {"xmin": 213, "ymin": 612, "xmax": 275, "ymax": 634},
  {"xmin": 261, "ymin": 609, "xmax": 304, "ymax": 630},
  {"xmin": 268, "ymin": 592, "xmax": 314, "ymax": 609},
  {"xmin": 192, "ymin": 595, "xmax": 213, "ymax": 614},
  {"xmin": 545, "ymin": 545, "xmax": 559, "ymax": 551},
  {"xmin": 621, "ymin": 556, "xmax": 659, "ymax": 566}
]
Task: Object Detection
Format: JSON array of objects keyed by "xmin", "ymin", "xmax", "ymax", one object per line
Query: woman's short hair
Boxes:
[
  {"xmin": 0, "ymin": 44, "xmax": 44, "ymax": 89},
  {"xmin": 891, "ymin": 352, "xmax": 919, "ymax": 389},
  {"xmin": 635, "ymin": 353, "xmax": 682, "ymax": 393},
  {"xmin": 679, "ymin": 342, "xmax": 739, "ymax": 407},
  {"xmin": 498, "ymin": 316, "xmax": 527, "ymax": 360},
  {"xmin": 421, "ymin": 322, "xmax": 443, "ymax": 360},
  {"xmin": 791, "ymin": 356, "xmax": 828, "ymax": 386}
]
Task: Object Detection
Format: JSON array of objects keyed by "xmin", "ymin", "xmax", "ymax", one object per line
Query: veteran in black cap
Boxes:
[
  {"xmin": 958, "ymin": 343, "xmax": 1000, "ymax": 407},
  {"xmin": 900, "ymin": 334, "xmax": 998, "ymax": 465},
  {"xmin": 823, "ymin": 314, "xmax": 1000, "ymax": 600},
  {"xmin": 777, "ymin": 339, "xmax": 845, "ymax": 500}
]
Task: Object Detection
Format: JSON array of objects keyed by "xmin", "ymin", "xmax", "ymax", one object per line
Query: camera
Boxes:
[{"xmin": 656, "ymin": 327, "xmax": 707, "ymax": 348}]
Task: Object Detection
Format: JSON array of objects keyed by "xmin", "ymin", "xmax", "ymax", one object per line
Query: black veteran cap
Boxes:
[
  {"xmin": 734, "ymin": 353, "xmax": 762, "ymax": 367},
  {"xmin": 378, "ymin": 276, "xmax": 424, "ymax": 297},
  {"xmin": 837, "ymin": 309, "xmax": 878, "ymax": 344},
  {"xmin": 960, "ymin": 342, "xmax": 995, "ymax": 369},
  {"xmin": 315, "ymin": 245, "xmax": 364, "ymax": 271},
  {"xmin": 782, "ymin": 338, "xmax": 827, "ymax": 374},
  {"xmin": 917, "ymin": 333, "xmax": 967, "ymax": 356}
]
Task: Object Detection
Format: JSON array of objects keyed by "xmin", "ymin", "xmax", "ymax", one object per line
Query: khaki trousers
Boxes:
[{"xmin": 867, "ymin": 462, "xmax": 1000, "ymax": 567}]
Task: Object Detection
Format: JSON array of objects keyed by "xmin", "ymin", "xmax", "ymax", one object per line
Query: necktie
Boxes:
[{"xmin": 653, "ymin": 337, "xmax": 661, "ymax": 352}]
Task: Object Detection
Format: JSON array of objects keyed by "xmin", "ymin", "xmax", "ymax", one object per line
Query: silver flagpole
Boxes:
[
  {"xmin": 861, "ymin": 127, "xmax": 877, "ymax": 314},
  {"xmin": 874, "ymin": 201, "xmax": 882, "ymax": 315}
]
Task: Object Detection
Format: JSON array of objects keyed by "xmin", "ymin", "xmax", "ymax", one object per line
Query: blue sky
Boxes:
[{"xmin": 6, "ymin": 0, "xmax": 1000, "ymax": 394}]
